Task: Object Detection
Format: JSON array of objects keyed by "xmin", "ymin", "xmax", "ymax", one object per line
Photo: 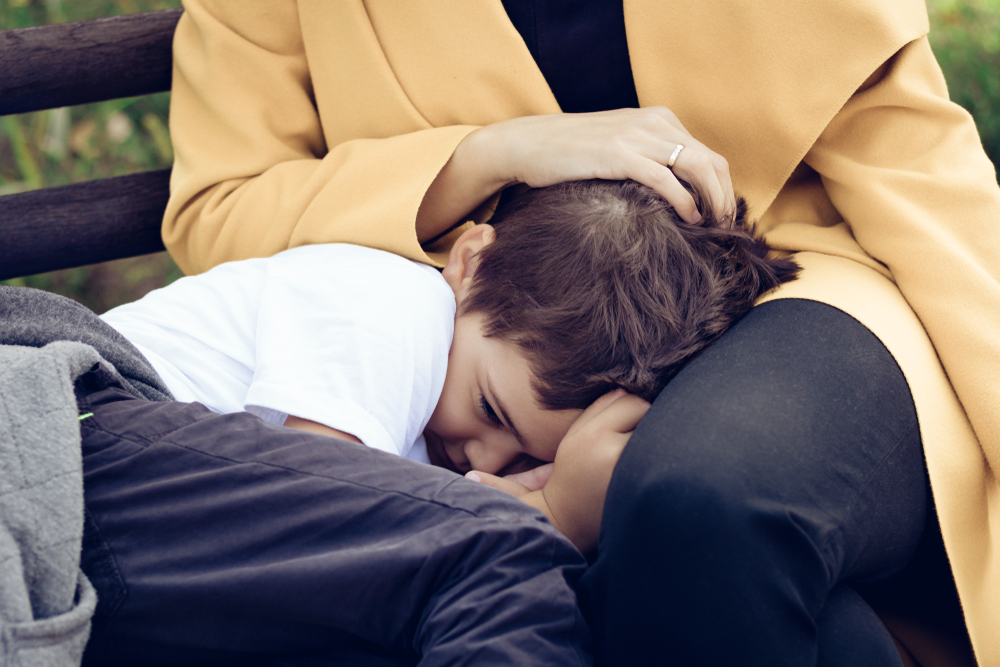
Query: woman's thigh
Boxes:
[{"xmin": 581, "ymin": 298, "xmax": 927, "ymax": 666}]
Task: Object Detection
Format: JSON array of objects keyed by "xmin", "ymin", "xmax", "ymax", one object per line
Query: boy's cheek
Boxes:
[{"xmin": 423, "ymin": 430, "xmax": 462, "ymax": 473}]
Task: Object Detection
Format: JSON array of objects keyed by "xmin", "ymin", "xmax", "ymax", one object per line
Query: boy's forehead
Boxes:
[{"xmin": 482, "ymin": 339, "xmax": 579, "ymax": 453}]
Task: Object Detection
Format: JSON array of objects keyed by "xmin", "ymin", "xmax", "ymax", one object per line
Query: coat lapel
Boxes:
[
  {"xmin": 625, "ymin": 0, "xmax": 928, "ymax": 217},
  {"xmin": 360, "ymin": 0, "xmax": 560, "ymax": 127}
]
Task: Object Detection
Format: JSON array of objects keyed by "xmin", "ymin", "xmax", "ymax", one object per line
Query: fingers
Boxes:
[
  {"xmin": 628, "ymin": 156, "xmax": 701, "ymax": 224},
  {"xmin": 568, "ymin": 388, "xmax": 651, "ymax": 437},
  {"xmin": 564, "ymin": 388, "xmax": 627, "ymax": 435},
  {"xmin": 583, "ymin": 387, "xmax": 630, "ymax": 415},
  {"xmin": 491, "ymin": 107, "xmax": 736, "ymax": 223},
  {"xmin": 465, "ymin": 470, "xmax": 532, "ymax": 498},
  {"xmin": 502, "ymin": 463, "xmax": 554, "ymax": 491},
  {"xmin": 595, "ymin": 392, "xmax": 651, "ymax": 434},
  {"xmin": 669, "ymin": 148, "xmax": 733, "ymax": 221},
  {"xmin": 623, "ymin": 108, "xmax": 735, "ymax": 223},
  {"xmin": 464, "ymin": 476, "xmax": 560, "ymax": 532},
  {"xmin": 533, "ymin": 389, "xmax": 650, "ymax": 553},
  {"xmin": 643, "ymin": 107, "xmax": 735, "ymax": 218},
  {"xmin": 647, "ymin": 105, "xmax": 689, "ymax": 134},
  {"xmin": 646, "ymin": 145, "xmax": 735, "ymax": 225}
]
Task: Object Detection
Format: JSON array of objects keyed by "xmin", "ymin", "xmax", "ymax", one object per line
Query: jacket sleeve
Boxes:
[
  {"xmin": 163, "ymin": 0, "xmax": 477, "ymax": 274},
  {"xmin": 804, "ymin": 36, "xmax": 1000, "ymax": 468}
]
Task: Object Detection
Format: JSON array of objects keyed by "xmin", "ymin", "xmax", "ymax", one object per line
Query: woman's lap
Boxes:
[{"xmin": 581, "ymin": 298, "xmax": 928, "ymax": 666}]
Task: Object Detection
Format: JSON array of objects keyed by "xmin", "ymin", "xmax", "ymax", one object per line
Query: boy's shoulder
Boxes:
[
  {"xmin": 268, "ymin": 244, "xmax": 442, "ymax": 284},
  {"xmin": 263, "ymin": 245, "xmax": 454, "ymax": 318}
]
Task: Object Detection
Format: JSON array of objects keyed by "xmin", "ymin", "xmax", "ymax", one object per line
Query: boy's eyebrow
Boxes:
[{"xmin": 487, "ymin": 376, "xmax": 525, "ymax": 448}]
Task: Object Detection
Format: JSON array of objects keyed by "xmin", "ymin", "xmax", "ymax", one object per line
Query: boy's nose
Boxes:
[{"xmin": 464, "ymin": 437, "xmax": 518, "ymax": 475}]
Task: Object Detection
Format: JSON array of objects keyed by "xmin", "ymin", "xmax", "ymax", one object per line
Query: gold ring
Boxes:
[{"xmin": 667, "ymin": 144, "xmax": 684, "ymax": 168}]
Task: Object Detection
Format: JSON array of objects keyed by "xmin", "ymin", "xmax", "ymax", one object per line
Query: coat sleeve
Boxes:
[
  {"xmin": 163, "ymin": 0, "xmax": 477, "ymax": 274},
  {"xmin": 804, "ymin": 36, "xmax": 1000, "ymax": 470}
]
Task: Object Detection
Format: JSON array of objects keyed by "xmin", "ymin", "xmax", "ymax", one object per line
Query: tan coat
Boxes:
[{"xmin": 165, "ymin": 2, "xmax": 1000, "ymax": 664}]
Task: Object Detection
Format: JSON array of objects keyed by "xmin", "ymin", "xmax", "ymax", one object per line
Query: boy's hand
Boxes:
[
  {"xmin": 467, "ymin": 463, "xmax": 553, "ymax": 495},
  {"xmin": 467, "ymin": 389, "xmax": 650, "ymax": 553}
]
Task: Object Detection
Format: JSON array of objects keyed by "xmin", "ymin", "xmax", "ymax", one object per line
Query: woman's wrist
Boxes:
[
  {"xmin": 415, "ymin": 124, "xmax": 516, "ymax": 243},
  {"xmin": 460, "ymin": 123, "xmax": 520, "ymax": 191}
]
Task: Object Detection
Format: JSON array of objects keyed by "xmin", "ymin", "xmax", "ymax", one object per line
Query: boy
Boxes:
[
  {"xmin": 0, "ymin": 178, "xmax": 796, "ymax": 666},
  {"xmin": 100, "ymin": 178, "xmax": 798, "ymax": 552}
]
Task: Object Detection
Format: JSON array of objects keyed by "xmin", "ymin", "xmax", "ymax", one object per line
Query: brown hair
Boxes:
[{"xmin": 461, "ymin": 179, "xmax": 800, "ymax": 411}]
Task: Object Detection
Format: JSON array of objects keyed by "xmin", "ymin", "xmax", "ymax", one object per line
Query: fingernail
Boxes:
[
  {"xmin": 466, "ymin": 472, "xmax": 482, "ymax": 483},
  {"xmin": 691, "ymin": 210, "xmax": 703, "ymax": 224}
]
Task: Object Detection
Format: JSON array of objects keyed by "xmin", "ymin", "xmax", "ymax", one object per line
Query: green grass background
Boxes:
[{"xmin": 2, "ymin": 0, "xmax": 999, "ymax": 312}]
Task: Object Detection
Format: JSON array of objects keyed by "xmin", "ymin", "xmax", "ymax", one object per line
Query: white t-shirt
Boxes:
[{"xmin": 101, "ymin": 244, "xmax": 456, "ymax": 463}]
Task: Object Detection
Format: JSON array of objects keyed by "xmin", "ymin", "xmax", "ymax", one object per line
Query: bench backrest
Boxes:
[{"xmin": 0, "ymin": 8, "xmax": 182, "ymax": 281}]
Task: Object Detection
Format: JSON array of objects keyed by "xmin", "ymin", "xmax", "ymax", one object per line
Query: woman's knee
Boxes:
[
  {"xmin": 601, "ymin": 299, "xmax": 928, "ymax": 567},
  {"xmin": 603, "ymin": 451, "xmax": 829, "ymax": 580}
]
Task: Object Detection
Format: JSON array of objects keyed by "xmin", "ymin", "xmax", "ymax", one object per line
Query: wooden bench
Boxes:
[{"xmin": 0, "ymin": 8, "xmax": 181, "ymax": 281}]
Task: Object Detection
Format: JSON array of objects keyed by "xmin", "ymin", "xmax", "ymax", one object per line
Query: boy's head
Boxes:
[{"xmin": 423, "ymin": 179, "xmax": 799, "ymax": 475}]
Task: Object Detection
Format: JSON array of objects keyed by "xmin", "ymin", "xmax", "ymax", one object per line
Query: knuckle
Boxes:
[
  {"xmin": 645, "ymin": 165, "xmax": 671, "ymax": 186},
  {"xmin": 687, "ymin": 151, "xmax": 713, "ymax": 173},
  {"xmin": 656, "ymin": 105, "xmax": 680, "ymax": 124},
  {"xmin": 605, "ymin": 159, "xmax": 630, "ymax": 182},
  {"xmin": 675, "ymin": 197, "xmax": 699, "ymax": 218},
  {"xmin": 609, "ymin": 137, "xmax": 632, "ymax": 155},
  {"xmin": 712, "ymin": 155, "xmax": 730, "ymax": 174},
  {"xmin": 638, "ymin": 108, "xmax": 668, "ymax": 130}
]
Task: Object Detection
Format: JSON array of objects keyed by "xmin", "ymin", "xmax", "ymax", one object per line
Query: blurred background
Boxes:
[
  {"xmin": 1, "ymin": 0, "xmax": 181, "ymax": 312},
  {"xmin": 2, "ymin": 0, "xmax": 999, "ymax": 312}
]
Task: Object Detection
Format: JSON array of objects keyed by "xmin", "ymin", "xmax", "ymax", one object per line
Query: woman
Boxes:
[{"xmin": 159, "ymin": 1, "xmax": 1000, "ymax": 665}]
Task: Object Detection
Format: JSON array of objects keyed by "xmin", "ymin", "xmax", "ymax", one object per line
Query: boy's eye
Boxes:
[{"xmin": 479, "ymin": 394, "xmax": 504, "ymax": 428}]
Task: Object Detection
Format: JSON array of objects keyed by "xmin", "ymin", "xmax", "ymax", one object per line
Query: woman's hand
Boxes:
[
  {"xmin": 418, "ymin": 108, "xmax": 735, "ymax": 241},
  {"xmin": 466, "ymin": 389, "xmax": 650, "ymax": 554},
  {"xmin": 486, "ymin": 108, "xmax": 734, "ymax": 222}
]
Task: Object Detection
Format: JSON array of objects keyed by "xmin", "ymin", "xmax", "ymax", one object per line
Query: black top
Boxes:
[{"xmin": 500, "ymin": 0, "xmax": 639, "ymax": 113}]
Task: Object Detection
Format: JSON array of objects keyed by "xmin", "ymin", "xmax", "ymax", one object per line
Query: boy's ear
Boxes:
[{"xmin": 442, "ymin": 224, "xmax": 496, "ymax": 299}]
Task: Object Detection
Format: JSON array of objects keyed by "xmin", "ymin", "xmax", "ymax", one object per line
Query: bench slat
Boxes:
[
  {"xmin": 0, "ymin": 9, "xmax": 182, "ymax": 117},
  {"xmin": 0, "ymin": 170, "xmax": 169, "ymax": 280}
]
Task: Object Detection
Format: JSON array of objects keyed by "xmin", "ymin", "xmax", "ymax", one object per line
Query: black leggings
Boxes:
[{"xmin": 581, "ymin": 299, "xmax": 929, "ymax": 667}]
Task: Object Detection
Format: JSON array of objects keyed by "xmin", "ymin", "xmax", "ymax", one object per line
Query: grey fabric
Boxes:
[
  {"xmin": 0, "ymin": 341, "xmax": 104, "ymax": 667},
  {"xmin": 0, "ymin": 287, "xmax": 172, "ymax": 402}
]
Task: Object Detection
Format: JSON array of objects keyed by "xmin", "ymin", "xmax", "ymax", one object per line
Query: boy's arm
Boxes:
[
  {"xmin": 469, "ymin": 390, "xmax": 650, "ymax": 554},
  {"xmin": 284, "ymin": 415, "xmax": 362, "ymax": 445}
]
